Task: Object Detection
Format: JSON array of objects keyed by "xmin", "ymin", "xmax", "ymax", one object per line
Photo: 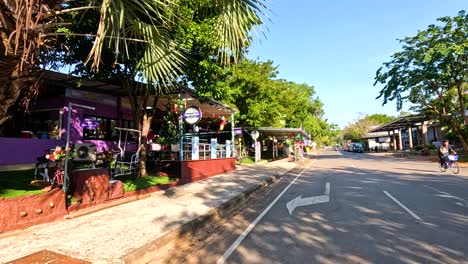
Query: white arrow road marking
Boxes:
[
  {"xmin": 217, "ymin": 159, "xmax": 317, "ymax": 264},
  {"xmin": 286, "ymin": 182, "xmax": 331, "ymax": 215}
]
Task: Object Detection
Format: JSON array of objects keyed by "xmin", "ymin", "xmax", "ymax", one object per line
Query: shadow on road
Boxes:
[{"xmin": 154, "ymin": 153, "xmax": 468, "ymax": 264}]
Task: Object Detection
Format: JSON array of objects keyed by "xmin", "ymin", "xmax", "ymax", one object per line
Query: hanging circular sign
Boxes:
[
  {"xmin": 251, "ymin": 130, "xmax": 259, "ymax": 140},
  {"xmin": 183, "ymin": 106, "xmax": 202, "ymax": 125}
]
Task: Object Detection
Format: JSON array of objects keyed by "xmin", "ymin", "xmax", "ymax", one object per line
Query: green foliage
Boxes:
[
  {"xmin": 193, "ymin": 58, "xmax": 338, "ymax": 145},
  {"xmin": 366, "ymin": 114, "xmax": 395, "ymax": 125},
  {"xmin": 374, "ymin": 10, "xmax": 468, "ymax": 150},
  {"xmin": 120, "ymin": 175, "xmax": 177, "ymax": 192},
  {"xmin": 0, "ymin": 170, "xmax": 45, "ymax": 198},
  {"xmin": 157, "ymin": 98, "xmax": 180, "ymax": 144},
  {"xmin": 342, "ymin": 113, "xmax": 395, "ymax": 141},
  {"xmin": 413, "ymin": 144, "xmax": 435, "ymax": 151}
]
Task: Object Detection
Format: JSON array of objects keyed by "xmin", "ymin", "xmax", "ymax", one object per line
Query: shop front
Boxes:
[
  {"xmin": 146, "ymin": 88, "xmax": 237, "ymax": 180},
  {"xmin": 0, "ymin": 71, "xmax": 237, "ymax": 180}
]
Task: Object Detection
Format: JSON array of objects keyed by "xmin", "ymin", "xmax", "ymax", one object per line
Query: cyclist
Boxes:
[{"xmin": 438, "ymin": 140, "xmax": 457, "ymax": 167}]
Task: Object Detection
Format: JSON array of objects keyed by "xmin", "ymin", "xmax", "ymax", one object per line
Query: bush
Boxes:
[
  {"xmin": 413, "ymin": 145, "xmax": 424, "ymax": 151},
  {"xmin": 414, "ymin": 144, "xmax": 435, "ymax": 151}
]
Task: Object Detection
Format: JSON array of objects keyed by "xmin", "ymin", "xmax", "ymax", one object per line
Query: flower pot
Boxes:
[
  {"xmin": 171, "ymin": 144, "xmax": 179, "ymax": 152},
  {"xmin": 151, "ymin": 143, "xmax": 162, "ymax": 151}
]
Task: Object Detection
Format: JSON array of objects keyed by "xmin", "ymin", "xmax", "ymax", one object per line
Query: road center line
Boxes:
[
  {"xmin": 216, "ymin": 159, "xmax": 316, "ymax": 264},
  {"xmin": 424, "ymin": 185, "xmax": 468, "ymax": 206},
  {"xmin": 383, "ymin": 191, "xmax": 423, "ymax": 221}
]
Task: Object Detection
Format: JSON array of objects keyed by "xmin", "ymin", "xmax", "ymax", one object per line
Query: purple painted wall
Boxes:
[
  {"xmin": 0, "ymin": 138, "xmax": 137, "ymax": 165},
  {"xmin": 0, "ymin": 89, "xmax": 139, "ymax": 166},
  {"xmin": 0, "ymin": 138, "xmax": 64, "ymax": 165}
]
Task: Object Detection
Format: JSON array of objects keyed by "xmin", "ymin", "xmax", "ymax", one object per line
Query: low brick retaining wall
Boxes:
[
  {"xmin": 1, "ymin": 161, "xmax": 236, "ymax": 233},
  {"xmin": 0, "ymin": 188, "xmax": 67, "ymax": 233},
  {"xmin": 180, "ymin": 158, "xmax": 235, "ymax": 184}
]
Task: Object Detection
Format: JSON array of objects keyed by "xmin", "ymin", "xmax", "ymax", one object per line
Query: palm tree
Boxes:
[
  {"xmin": 1, "ymin": 0, "xmax": 267, "ymax": 122},
  {"xmin": 1, "ymin": 0, "xmax": 268, "ymax": 175}
]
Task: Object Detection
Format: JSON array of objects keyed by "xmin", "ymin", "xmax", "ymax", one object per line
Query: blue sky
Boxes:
[{"xmin": 247, "ymin": 0, "xmax": 467, "ymax": 128}]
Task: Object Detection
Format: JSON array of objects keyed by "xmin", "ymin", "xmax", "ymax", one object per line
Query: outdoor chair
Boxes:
[{"xmin": 112, "ymin": 151, "xmax": 139, "ymax": 178}]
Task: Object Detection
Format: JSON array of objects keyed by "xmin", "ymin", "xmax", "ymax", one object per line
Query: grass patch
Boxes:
[
  {"xmin": 66, "ymin": 194, "xmax": 82, "ymax": 205},
  {"xmin": 457, "ymin": 152, "xmax": 468, "ymax": 162},
  {"xmin": 241, "ymin": 156, "xmax": 256, "ymax": 164},
  {"xmin": 240, "ymin": 156, "xmax": 268, "ymax": 164},
  {"xmin": 427, "ymin": 151, "xmax": 468, "ymax": 162},
  {"xmin": 0, "ymin": 169, "xmax": 45, "ymax": 198},
  {"xmin": 118, "ymin": 174, "xmax": 177, "ymax": 193}
]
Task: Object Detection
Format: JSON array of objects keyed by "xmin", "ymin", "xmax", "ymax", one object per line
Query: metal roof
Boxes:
[
  {"xmin": 240, "ymin": 127, "xmax": 311, "ymax": 139},
  {"xmin": 368, "ymin": 115, "xmax": 429, "ymax": 133},
  {"xmin": 41, "ymin": 70, "xmax": 236, "ymax": 117},
  {"xmin": 362, "ymin": 131, "xmax": 392, "ymax": 139}
]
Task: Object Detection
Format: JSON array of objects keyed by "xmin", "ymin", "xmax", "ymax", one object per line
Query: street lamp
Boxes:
[{"xmin": 63, "ymin": 102, "xmax": 95, "ymax": 193}]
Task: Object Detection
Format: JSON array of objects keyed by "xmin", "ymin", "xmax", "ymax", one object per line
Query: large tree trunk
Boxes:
[
  {"xmin": 456, "ymin": 83, "xmax": 468, "ymax": 126},
  {"xmin": 0, "ymin": 54, "xmax": 38, "ymax": 126},
  {"xmin": 0, "ymin": 0, "xmax": 43, "ymax": 127},
  {"xmin": 138, "ymin": 113, "xmax": 152, "ymax": 177},
  {"xmin": 452, "ymin": 123, "xmax": 468, "ymax": 152}
]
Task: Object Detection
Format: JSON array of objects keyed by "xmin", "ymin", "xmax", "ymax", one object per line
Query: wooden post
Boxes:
[
  {"xmin": 421, "ymin": 122, "xmax": 428, "ymax": 145},
  {"xmin": 398, "ymin": 129, "xmax": 403, "ymax": 150},
  {"xmin": 408, "ymin": 126, "xmax": 413, "ymax": 150}
]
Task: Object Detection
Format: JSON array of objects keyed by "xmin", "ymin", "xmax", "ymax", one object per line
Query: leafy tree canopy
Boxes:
[
  {"xmin": 196, "ymin": 58, "xmax": 338, "ymax": 145},
  {"xmin": 374, "ymin": 10, "xmax": 468, "ymax": 150},
  {"xmin": 342, "ymin": 113, "xmax": 395, "ymax": 141},
  {"xmin": 366, "ymin": 114, "xmax": 396, "ymax": 125}
]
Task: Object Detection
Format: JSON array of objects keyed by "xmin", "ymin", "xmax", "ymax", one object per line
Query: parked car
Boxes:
[{"xmin": 352, "ymin": 142, "xmax": 364, "ymax": 153}]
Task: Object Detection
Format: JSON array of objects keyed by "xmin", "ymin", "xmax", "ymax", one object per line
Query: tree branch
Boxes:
[
  {"xmin": 44, "ymin": 6, "xmax": 99, "ymax": 17},
  {"xmin": 40, "ymin": 33, "xmax": 148, "ymax": 43}
]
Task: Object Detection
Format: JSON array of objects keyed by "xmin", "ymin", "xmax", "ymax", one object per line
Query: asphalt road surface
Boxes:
[{"xmin": 174, "ymin": 151, "xmax": 468, "ymax": 264}]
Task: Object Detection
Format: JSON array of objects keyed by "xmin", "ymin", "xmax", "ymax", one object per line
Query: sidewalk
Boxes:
[{"xmin": 0, "ymin": 158, "xmax": 306, "ymax": 264}]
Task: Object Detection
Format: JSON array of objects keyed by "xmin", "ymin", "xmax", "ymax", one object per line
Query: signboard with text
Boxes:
[{"xmin": 183, "ymin": 106, "xmax": 202, "ymax": 125}]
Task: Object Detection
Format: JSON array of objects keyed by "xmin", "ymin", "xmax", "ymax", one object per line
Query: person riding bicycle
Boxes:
[{"xmin": 438, "ymin": 140, "xmax": 457, "ymax": 167}]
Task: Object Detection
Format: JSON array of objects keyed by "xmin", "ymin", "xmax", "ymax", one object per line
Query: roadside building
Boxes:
[
  {"xmin": 0, "ymin": 71, "xmax": 237, "ymax": 179},
  {"xmin": 367, "ymin": 115, "xmax": 443, "ymax": 151}
]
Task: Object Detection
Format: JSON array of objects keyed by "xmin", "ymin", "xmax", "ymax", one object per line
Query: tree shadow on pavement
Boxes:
[{"xmin": 148, "ymin": 154, "xmax": 468, "ymax": 264}]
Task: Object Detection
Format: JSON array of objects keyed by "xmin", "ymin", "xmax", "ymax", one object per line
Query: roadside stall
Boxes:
[{"xmin": 145, "ymin": 87, "xmax": 237, "ymax": 181}]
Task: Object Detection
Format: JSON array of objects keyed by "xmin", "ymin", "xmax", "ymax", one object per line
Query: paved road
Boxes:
[{"xmin": 181, "ymin": 151, "xmax": 468, "ymax": 264}]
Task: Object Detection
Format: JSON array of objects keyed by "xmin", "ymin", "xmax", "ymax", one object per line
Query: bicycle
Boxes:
[
  {"xmin": 235, "ymin": 152, "xmax": 243, "ymax": 165},
  {"xmin": 34, "ymin": 149, "xmax": 66, "ymax": 185},
  {"xmin": 439, "ymin": 154, "xmax": 459, "ymax": 174}
]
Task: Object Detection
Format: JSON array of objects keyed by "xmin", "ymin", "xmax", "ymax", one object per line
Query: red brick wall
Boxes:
[
  {"xmin": 0, "ymin": 188, "xmax": 67, "ymax": 233},
  {"xmin": 180, "ymin": 158, "xmax": 235, "ymax": 184}
]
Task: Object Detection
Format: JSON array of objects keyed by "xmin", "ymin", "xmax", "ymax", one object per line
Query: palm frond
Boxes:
[
  {"xmin": 132, "ymin": 21, "xmax": 186, "ymax": 91},
  {"xmin": 213, "ymin": 0, "xmax": 269, "ymax": 65},
  {"xmin": 87, "ymin": 0, "xmax": 177, "ymax": 71}
]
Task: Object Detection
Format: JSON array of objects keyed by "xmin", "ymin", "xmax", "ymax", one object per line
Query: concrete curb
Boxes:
[{"xmin": 120, "ymin": 159, "xmax": 312, "ymax": 264}]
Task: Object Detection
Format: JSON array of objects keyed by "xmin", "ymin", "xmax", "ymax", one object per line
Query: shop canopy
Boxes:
[
  {"xmin": 240, "ymin": 127, "xmax": 311, "ymax": 139},
  {"xmin": 41, "ymin": 70, "xmax": 236, "ymax": 117},
  {"xmin": 368, "ymin": 115, "xmax": 429, "ymax": 133},
  {"xmin": 155, "ymin": 87, "xmax": 236, "ymax": 118}
]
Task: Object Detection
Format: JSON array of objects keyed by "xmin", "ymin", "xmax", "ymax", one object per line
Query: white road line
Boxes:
[
  {"xmin": 325, "ymin": 182, "xmax": 330, "ymax": 195},
  {"xmin": 424, "ymin": 185, "xmax": 468, "ymax": 207},
  {"xmin": 216, "ymin": 159, "xmax": 317, "ymax": 264},
  {"xmin": 424, "ymin": 185, "xmax": 451, "ymax": 196},
  {"xmin": 383, "ymin": 191, "xmax": 423, "ymax": 221}
]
